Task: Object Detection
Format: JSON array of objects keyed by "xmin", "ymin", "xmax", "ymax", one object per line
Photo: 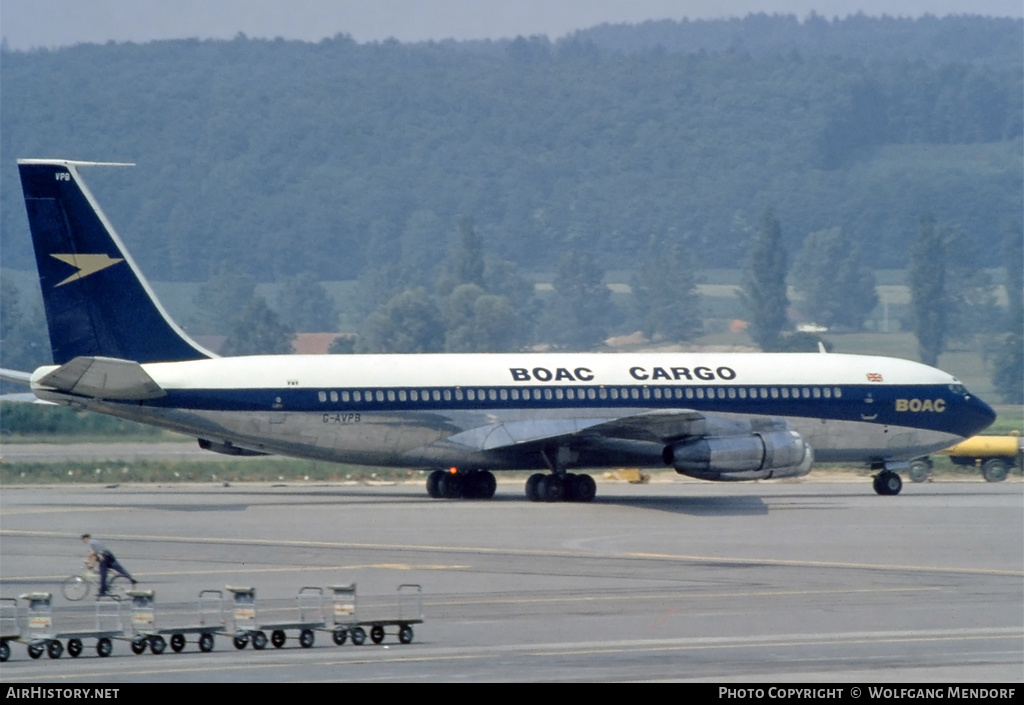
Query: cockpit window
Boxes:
[{"xmin": 948, "ymin": 384, "xmax": 967, "ymax": 396}]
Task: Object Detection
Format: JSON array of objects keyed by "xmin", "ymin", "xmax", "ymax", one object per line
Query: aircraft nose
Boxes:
[{"xmin": 965, "ymin": 394, "xmax": 998, "ymax": 436}]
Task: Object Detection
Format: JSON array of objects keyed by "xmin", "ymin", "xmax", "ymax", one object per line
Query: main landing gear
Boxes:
[
  {"xmin": 525, "ymin": 472, "xmax": 596, "ymax": 503},
  {"xmin": 426, "ymin": 469, "xmax": 496, "ymax": 499},
  {"xmin": 872, "ymin": 467, "xmax": 903, "ymax": 495}
]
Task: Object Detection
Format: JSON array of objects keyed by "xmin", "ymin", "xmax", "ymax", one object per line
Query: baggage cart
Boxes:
[
  {"xmin": 126, "ymin": 589, "xmax": 224, "ymax": 654},
  {"xmin": 225, "ymin": 585, "xmax": 326, "ymax": 650},
  {"xmin": 19, "ymin": 592, "xmax": 123, "ymax": 659},
  {"xmin": 328, "ymin": 583, "xmax": 422, "ymax": 646},
  {"xmin": 0, "ymin": 598, "xmax": 19, "ymax": 662}
]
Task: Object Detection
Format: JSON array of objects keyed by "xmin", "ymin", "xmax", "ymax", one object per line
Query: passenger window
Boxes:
[{"xmin": 318, "ymin": 391, "xmax": 327, "ymax": 403}]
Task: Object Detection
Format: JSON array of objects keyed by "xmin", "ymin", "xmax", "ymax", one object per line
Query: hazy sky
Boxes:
[{"xmin": 2, "ymin": 0, "xmax": 1021, "ymax": 50}]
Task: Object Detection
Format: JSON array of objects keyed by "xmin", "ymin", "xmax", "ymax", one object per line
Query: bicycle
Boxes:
[{"xmin": 61, "ymin": 560, "xmax": 130, "ymax": 601}]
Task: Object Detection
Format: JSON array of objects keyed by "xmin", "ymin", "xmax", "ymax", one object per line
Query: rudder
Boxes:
[{"xmin": 18, "ymin": 159, "xmax": 214, "ymax": 364}]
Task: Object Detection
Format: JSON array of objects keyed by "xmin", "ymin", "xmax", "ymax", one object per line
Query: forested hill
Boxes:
[{"xmin": 1, "ymin": 14, "xmax": 1021, "ymax": 284}]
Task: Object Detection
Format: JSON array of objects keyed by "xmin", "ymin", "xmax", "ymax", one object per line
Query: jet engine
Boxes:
[{"xmin": 662, "ymin": 430, "xmax": 812, "ymax": 481}]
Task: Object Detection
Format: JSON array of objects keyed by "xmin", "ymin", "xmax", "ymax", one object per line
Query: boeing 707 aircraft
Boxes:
[{"xmin": 2, "ymin": 159, "xmax": 997, "ymax": 501}]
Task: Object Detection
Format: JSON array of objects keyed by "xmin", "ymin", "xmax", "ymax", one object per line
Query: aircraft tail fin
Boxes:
[{"xmin": 17, "ymin": 159, "xmax": 215, "ymax": 364}]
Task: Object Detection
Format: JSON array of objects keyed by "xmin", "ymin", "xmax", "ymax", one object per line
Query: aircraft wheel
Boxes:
[
  {"xmin": 0, "ymin": 640, "xmax": 9, "ymax": 662},
  {"xmin": 131, "ymin": 636, "xmax": 148, "ymax": 654},
  {"xmin": 332, "ymin": 627, "xmax": 348, "ymax": 645},
  {"xmin": 27, "ymin": 643, "xmax": 44, "ymax": 659},
  {"xmin": 299, "ymin": 629, "xmax": 315, "ymax": 648},
  {"xmin": 96, "ymin": 638, "xmax": 112, "ymax": 658},
  {"xmin": 398, "ymin": 625, "xmax": 414, "ymax": 644},
  {"xmin": 467, "ymin": 470, "xmax": 496, "ymax": 499},
  {"xmin": 438, "ymin": 472, "xmax": 463, "ymax": 499},
  {"xmin": 426, "ymin": 469, "xmax": 444, "ymax": 498},
  {"xmin": 350, "ymin": 626, "xmax": 366, "ymax": 645},
  {"xmin": 67, "ymin": 639, "xmax": 83, "ymax": 658},
  {"xmin": 47, "ymin": 640, "xmax": 63, "ymax": 659},
  {"xmin": 252, "ymin": 631, "xmax": 267, "ymax": 650},
  {"xmin": 908, "ymin": 460, "xmax": 931, "ymax": 483},
  {"xmin": 271, "ymin": 630, "xmax": 286, "ymax": 648},
  {"xmin": 875, "ymin": 470, "xmax": 902, "ymax": 496},
  {"xmin": 198, "ymin": 633, "xmax": 215, "ymax": 653},
  {"xmin": 982, "ymin": 459, "xmax": 1010, "ymax": 482},
  {"xmin": 170, "ymin": 633, "xmax": 186, "ymax": 652},
  {"xmin": 233, "ymin": 633, "xmax": 248, "ymax": 650},
  {"xmin": 539, "ymin": 474, "xmax": 565, "ymax": 502},
  {"xmin": 572, "ymin": 474, "xmax": 597, "ymax": 502},
  {"xmin": 525, "ymin": 473, "xmax": 545, "ymax": 502},
  {"xmin": 370, "ymin": 625, "xmax": 385, "ymax": 644},
  {"xmin": 149, "ymin": 635, "xmax": 166, "ymax": 655}
]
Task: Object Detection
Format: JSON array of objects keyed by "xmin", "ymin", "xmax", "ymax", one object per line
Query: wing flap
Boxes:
[{"xmin": 35, "ymin": 356, "xmax": 166, "ymax": 400}]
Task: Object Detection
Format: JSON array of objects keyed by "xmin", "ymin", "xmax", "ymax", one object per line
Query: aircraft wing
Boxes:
[
  {"xmin": 34, "ymin": 356, "xmax": 167, "ymax": 400},
  {"xmin": 442, "ymin": 408, "xmax": 713, "ymax": 453}
]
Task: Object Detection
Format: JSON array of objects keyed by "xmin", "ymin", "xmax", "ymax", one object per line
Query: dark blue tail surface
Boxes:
[{"xmin": 18, "ymin": 159, "xmax": 213, "ymax": 364}]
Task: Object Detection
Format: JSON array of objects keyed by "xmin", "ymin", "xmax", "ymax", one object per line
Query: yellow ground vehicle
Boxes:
[{"xmin": 909, "ymin": 433, "xmax": 1022, "ymax": 483}]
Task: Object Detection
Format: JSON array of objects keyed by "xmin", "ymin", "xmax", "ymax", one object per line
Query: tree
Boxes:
[
  {"xmin": 791, "ymin": 227, "xmax": 877, "ymax": 331},
  {"xmin": 990, "ymin": 226, "xmax": 1023, "ymax": 403},
  {"xmin": 355, "ymin": 288, "xmax": 444, "ymax": 353},
  {"xmin": 189, "ymin": 265, "xmax": 257, "ymax": 336},
  {"xmin": 221, "ymin": 296, "xmax": 295, "ymax": 355},
  {"xmin": 443, "ymin": 284, "xmax": 523, "ymax": 352},
  {"xmin": 908, "ymin": 214, "xmax": 948, "ymax": 366},
  {"xmin": 545, "ymin": 250, "xmax": 614, "ymax": 349},
  {"xmin": 629, "ymin": 232, "xmax": 702, "ymax": 342},
  {"xmin": 275, "ymin": 274, "xmax": 338, "ymax": 333},
  {"xmin": 739, "ymin": 208, "xmax": 790, "ymax": 351},
  {"xmin": 436, "ymin": 216, "xmax": 485, "ymax": 298},
  {"xmin": 0, "ymin": 279, "xmax": 50, "ymax": 377}
]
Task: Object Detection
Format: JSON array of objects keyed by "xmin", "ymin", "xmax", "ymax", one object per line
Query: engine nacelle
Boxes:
[{"xmin": 663, "ymin": 430, "xmax": 812, "ymax": 481}]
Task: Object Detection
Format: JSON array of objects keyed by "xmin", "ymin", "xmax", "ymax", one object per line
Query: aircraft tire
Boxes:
[
  {"xmin": 572, "ymin": 474, "xmax": 597, "ymax": 502},
  {"xmin": 539, "ymin": 475, "xmax": 565, "ymax": 502},
  {"xmin": 908, "ymin": 460, "xmax": 931, "ymax": 483},
  {"xmin": 426, "ymin": 470, "xmax": 445, "ymax": 498},
  {"xmin": 525, "ymin": 473, "xmax": 545, "ymax": 502},
  {"xmin": 874, "ymin": 470, "xmax": 902, "ymax": 495}
]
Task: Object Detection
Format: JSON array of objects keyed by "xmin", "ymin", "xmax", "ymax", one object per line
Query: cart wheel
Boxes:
[
  {"xmin": 0, "ymin": 640, "xmax": 9, "ymax": 663},
  {"xmin": 398, "ymin": 624, "xmax": 414, "ymax": 644},
  {"xmin": 67, "ymin": 639, "xmax": 83, "ymax": 658},
  {"xmin": 252, "ymin": 631, "xmax": 267, "ymax": 650},
  {"xmin": 131, "ymin": 636, "xmax": 148, "ymax": 654},
  {"xmin": 27, "ymin": 643, "xmax": 44, "ymax": 659},
  {"xmin": 48, "ymin": 640, "xmax": 63, "ymax": 659},
  {"xmin": 271, "ymin": 630, "xmax": 286, "ymax": 648},
  {"xmin": 233, "ymin": 633, "xmax": 248, "ymax": 650},
  {"xmin": 62, "ymin": 574, "xmax": 88, "ymax": 601},
  {"xmin": 97, "ymin": 638, "xmax": 112, "ymax": 658},
  {"xmin": 150, "ymin": 635, "xmax": 166, "ymax": 655},
  {"xmin": 198, "ymin": 633, "xmax": 215, "ymax": 653},
  {"xmin": 350, "ymin": 626, "xmax": 366, "ymax": 645},
  {"xmin": 370, "ymin": 625, "xmax": 385, "ymax": 644},
  {"xmin": 332, "ymin": 627, "xmax": 348, "ymax": 645},
  {"xmin": 299, "ymin": 629, "xmax": 314, "ymax": 648},
  {"xmin": 170, "ymin": 634, "xmax": 186, "ymax": 652}
]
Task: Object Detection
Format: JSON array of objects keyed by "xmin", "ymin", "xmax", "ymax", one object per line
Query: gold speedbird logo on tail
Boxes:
[{"xmin": 51, "ymin": 254, "xmax": 124, "ymax": 286}]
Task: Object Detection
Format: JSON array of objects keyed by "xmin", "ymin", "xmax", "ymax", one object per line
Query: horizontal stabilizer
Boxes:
[{"xmin": 36, "ymin": 356, "xmax": 166, "ymax": 400}]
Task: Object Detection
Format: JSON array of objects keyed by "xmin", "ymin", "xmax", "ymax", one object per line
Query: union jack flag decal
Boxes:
[{"xmin": 866, "ymin": 373, "xmax": 883, "ymax": 382}]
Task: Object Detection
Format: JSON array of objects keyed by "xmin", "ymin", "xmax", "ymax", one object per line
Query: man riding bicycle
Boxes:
[{"xmin": 81, "ymin": 534, "xmax": 137, "ymax": 597}]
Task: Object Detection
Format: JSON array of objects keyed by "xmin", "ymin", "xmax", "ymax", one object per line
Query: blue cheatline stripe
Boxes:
[{"xmin": 133, "ymin": 382, "xmax": 969, "ymax": 435}]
